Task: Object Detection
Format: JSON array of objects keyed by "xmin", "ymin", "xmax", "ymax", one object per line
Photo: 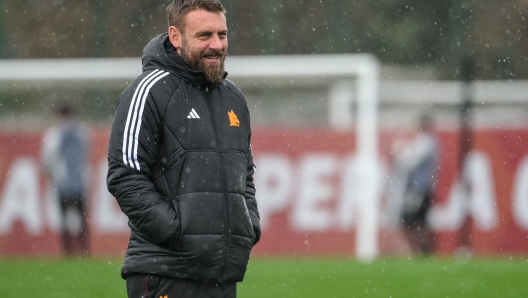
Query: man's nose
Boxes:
[{"xmin": 209, "ymin": 34, "xmax": 224, "ymax": 50}]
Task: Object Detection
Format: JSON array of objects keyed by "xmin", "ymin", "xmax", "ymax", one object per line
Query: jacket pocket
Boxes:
[
  {"xmin": 245, "ymin": 200, "xmax": 258, "ymax": 245},
  {"xmin": 227, "ymin": 193, "xmax": 254, "ymax": 240},
  {"xmin": 128, "ymin": 196, "xmax": 182, "ymax": 250},
  {"xmin": 167, "ymin": 196, "xmax": 183, "ymax": 251}
]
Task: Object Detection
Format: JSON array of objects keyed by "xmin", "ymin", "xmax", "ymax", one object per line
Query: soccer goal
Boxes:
[{"xmin": 0, "ymin": 54, "xmax": 380, "ymax": 260}]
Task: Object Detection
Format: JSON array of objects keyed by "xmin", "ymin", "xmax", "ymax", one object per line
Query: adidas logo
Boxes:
[{"xmin": 187, "ymin": 108, "xmax": 200, "ymax": 119}]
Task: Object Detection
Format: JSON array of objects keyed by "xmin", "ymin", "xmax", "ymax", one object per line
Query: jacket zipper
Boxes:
[{"xmin": 204, "ymin": 87, "xmax": 230, "ymax": 278}]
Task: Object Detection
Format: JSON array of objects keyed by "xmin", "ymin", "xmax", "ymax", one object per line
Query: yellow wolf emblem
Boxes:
[{"xmin": 228, "ymin": 110, "xmax": 240, "ymax": 127}]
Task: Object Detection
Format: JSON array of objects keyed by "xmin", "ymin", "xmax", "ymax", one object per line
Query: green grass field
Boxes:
[{"xmin": 1, "ymin": 256, "xmax": 527, "ymax": 297}]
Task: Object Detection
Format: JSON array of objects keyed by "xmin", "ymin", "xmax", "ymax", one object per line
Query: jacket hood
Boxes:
[{"xmin": 141, "ymin": 33, "xmax": 227, "ymax": 89}]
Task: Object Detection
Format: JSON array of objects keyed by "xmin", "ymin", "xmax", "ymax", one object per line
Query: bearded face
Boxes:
[
  {"xmin": 180, "ymin": 35, "xmax": 227, "ymax": 84},
  {"xmin": 168, "ymin": 10, "xmax": 228, "ymax": 84}
]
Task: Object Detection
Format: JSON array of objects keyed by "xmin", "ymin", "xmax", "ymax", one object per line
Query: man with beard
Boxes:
[{"xmin": 106, "ymin": 1, "xmax": 261, "ymax": 297}]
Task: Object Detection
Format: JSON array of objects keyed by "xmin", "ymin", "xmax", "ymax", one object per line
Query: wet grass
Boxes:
[
  {"xmin": 241, "ymin": 256, "xmax": 528, "ymax": 298},
  {"xmin": 1, "ymin": 256, "xmax": 527, "ymax": 297},
  {"xmin": 0, "ymin": 257, "xmax": 124, "ymax": 298}
]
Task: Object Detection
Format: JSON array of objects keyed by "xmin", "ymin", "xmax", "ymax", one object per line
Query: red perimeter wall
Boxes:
[{"xmin": 0, "ymin": 127, "xmax": 527, "ymax": 256}]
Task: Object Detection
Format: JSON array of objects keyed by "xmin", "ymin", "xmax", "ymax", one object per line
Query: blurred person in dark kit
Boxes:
[
  {"xmin": 41, "ymin": 103, "xmax": 90, "ymax": 256},
  {"xmin": 106, "ymin": 0, "xmax": 261, "ymax": 297},
  {"xmin": 393, "ymin": 114, "xmax": 440, "ymax": 254}
]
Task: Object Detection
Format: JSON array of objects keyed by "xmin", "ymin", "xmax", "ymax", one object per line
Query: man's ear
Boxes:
[{"xmin": 168, "ymin": 26, "xmax": 182, "ymax": 53}]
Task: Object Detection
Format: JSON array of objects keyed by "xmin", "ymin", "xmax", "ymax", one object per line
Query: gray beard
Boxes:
[{"xmin": 180, "ymin": 38, "xmax": 226, "ymax": 84}]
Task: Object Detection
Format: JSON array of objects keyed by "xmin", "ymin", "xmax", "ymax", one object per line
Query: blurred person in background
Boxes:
[
  {"xmin": 106, "ymin": 0, "xmax": 261, "ymax": 297},
  {"xmin": 41, "ymin": 103, "xmax": 90, "ymax": 256},
  {"xmin": 392, "ymin": 113, "xmax": 440, "ymax": 254}
]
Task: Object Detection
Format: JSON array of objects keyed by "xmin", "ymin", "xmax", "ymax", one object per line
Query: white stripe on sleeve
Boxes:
[
  {"xmin": 127, "ymin": 70, "xmax": 167, "ymax": 169},
  {"xmin": 122, "ymin": 70, "xmax": 161, "ymax": 167},
  {"xmin": 132, "ymin": 71, "xmax": 170, "ymax": 170}
]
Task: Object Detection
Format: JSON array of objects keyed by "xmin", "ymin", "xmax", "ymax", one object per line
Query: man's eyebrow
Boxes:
[
  {"xmin": 194, "ymin": 30, "xmax": 212, "ymax": 36},
  {"xmin": 194, "ymin": 29, "xmax": 228, "ymax": 36}
]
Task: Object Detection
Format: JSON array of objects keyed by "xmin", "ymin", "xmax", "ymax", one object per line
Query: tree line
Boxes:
[{"xmin": 1, "ymin": 0, "xmax": 527, "ymax": 80}]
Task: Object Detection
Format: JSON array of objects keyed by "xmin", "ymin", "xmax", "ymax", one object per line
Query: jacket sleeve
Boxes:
[
  {"xmin": 245, "ymin": 133, "xmax": 261, "ymax": 244},
  {"xmin": 106, "ymin": 72, "xmax": 180, "ymax": 248}
]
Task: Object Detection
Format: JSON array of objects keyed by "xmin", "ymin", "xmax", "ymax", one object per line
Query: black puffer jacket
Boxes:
[{"xmin": 106, "ymin": 33, "xmax": 261, "ymax": 283}]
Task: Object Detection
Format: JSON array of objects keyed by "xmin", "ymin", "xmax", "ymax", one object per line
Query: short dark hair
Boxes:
[
  {"xmin": 166, "ymin": 0, "xmax": 226, "ymax": 33},
  {"xmin": 57, "ymin": 102, "xmax": 73, "ymax": 117}
]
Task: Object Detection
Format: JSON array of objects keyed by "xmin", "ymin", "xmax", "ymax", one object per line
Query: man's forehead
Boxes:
[{"xmin": 183, "ymin": 9, "xmax": 227, "ymax": 32}]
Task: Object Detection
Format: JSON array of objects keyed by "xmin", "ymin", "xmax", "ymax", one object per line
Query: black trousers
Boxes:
[
  {"xmin": 126, "ymin": 274, "xmax": 237, "ymax": 298},
  {"xmin": 402, "ymin": 191, "xmax": 433, "ymax": 253},
  {"xmin": 59, "ymin": 195, "xmax": 89, "ymax": 255}
]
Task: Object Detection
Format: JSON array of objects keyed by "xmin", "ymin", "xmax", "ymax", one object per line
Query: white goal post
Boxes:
[{"xmin": 0, "ymin": 54, "xmax": 380, "ymax": 260}]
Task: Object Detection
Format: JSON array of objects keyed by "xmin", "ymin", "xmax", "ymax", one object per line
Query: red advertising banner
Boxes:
[{"xmin": 0, "ymin": 127, "xmax": 527, "ymax": 256}]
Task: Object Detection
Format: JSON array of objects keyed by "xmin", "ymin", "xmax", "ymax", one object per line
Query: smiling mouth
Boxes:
[{"xmin": 203, "ymin": 55, "xmax": 220, "ymax": 61}]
